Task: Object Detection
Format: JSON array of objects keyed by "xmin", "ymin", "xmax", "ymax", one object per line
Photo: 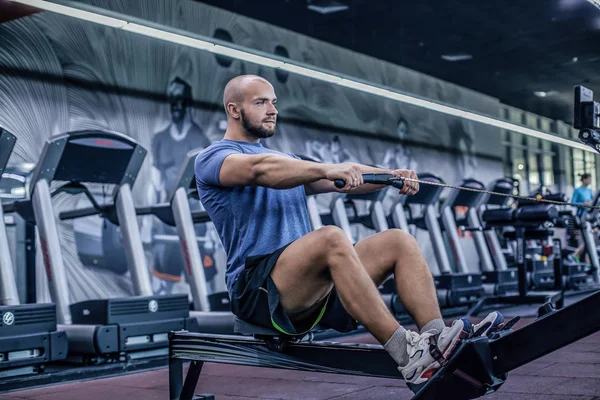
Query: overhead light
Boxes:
[
  {"xmin": 441, "ymin": 53, "xmax": 473, "ymax": 62},
  {"xmin": 572, "ymin": 56, "xmax": 579, "ymax": 63},
  {"xmin": 534, "ymin": 91, "xmax": 557, "ymax": 98},
  {"xmin": 517, "ymin": 164, "xmax": 524, "ymax": 170},
  {"xmin": 307, "ymin": 0, "xmax": 349, "ymax": 14},
  {"xmin": 9, "ymin": 0, "xmax": 127, "ymax": 27},
  {"xmin": 561, "ymin": 0, "xmax": 584, "ymax": 9},
  {"xmin": 9, "ymin": 0, "xmax": 595, "ymax": 154}
]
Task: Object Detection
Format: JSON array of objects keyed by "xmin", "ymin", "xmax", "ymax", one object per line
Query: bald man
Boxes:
[{"xmin": 194, "ymin": 75, "xmax": 503, "ymax": 389}]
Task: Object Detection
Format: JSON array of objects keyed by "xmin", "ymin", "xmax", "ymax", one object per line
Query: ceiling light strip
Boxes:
[
  {"xmin": 10, "ymin": 0, "xmax": 592, "ymax": 153},
  {"xmin": 12, "ymin": 0, "xmax": 127, "ymax": 27}
]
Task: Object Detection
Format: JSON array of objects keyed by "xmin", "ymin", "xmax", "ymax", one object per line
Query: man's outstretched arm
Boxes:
[
  {"xmin": 218, "ymin": 153, "xmax": 363, "ymax": 192},
  {"xmin": 305, "ymin": 163, "xmax": 419, "ymax": 196}
]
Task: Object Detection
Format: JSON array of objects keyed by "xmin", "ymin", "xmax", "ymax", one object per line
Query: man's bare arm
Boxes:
[{"xmin": 218, "ymin": 154, "xmax": 363, "ymax": 191}]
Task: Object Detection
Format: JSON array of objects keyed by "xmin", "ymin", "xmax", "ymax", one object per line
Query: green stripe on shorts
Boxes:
[{"xmin": 271, "ymin": 292, "xmax": 331, "ymax": 336}]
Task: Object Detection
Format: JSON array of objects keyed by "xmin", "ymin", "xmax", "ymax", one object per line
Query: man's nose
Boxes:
[{"xmin": 267, "ymin": 103, "xmax": 278, "ymax": 115}]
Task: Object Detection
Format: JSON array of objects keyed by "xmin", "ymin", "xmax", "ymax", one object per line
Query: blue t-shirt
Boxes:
[
  {"xmin": 572, "ymin": 186, "xmax": 594, "ymax": 215},
  {"xmin": 195, "ymin": 139, "xmax": 312, "ymax": 295}
]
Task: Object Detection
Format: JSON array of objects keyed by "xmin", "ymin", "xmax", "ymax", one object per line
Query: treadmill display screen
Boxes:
[{"xmin": 54, "ymin": 137, "xmax": 135, "ymax": 184}]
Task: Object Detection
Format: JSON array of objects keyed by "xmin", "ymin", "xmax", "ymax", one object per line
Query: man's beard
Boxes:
[{"xmin": 241, "ymin": 109, "xmax": 275, "ymax": 139}]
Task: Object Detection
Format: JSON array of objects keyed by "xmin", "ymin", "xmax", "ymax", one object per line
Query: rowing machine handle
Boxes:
[{"xmin": 333, "ymin": 173, "xmax": 404, "ymax": 190}]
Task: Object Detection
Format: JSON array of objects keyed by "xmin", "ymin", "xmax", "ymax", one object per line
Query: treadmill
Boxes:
[
  {"xmin": 387, "ymin": 173, "xmax": 484, "ymax": 307},
  {"xmin": 134, "ymin": 148, "xmax": 236, "ymax": 333},
  {"xmin": 1, "ymin": 163, "xmax": 36, "ymax": 305},
  {"xmin": 439, "ymin": 178, "xmax": 518, "ymax": 296},
  {"xmin": 14, "ymin": 130, "xmax": 197, "ymax": 363},
  {"xmin": 0, "ymin": 128, "xmax": 68, "ymax": 377}
]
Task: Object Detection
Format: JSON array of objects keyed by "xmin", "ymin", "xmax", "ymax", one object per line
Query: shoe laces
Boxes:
[{"xmin": 405, "ymin": 329, "xmax": 436, "ymax": 349}]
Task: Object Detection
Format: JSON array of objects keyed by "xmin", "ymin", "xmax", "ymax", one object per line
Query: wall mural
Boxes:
[{"xmin": 0, "ymin": 0, "xmax": 503, "ymax": 302}]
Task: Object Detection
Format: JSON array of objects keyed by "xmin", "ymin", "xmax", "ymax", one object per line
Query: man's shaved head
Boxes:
[
  {"xmin": 221, "ymin": 74, "xmax": 278, "ymax": 142},
  {"xmin": 223, "ymin": 75, "xmax": 272, "ymax": 113}
]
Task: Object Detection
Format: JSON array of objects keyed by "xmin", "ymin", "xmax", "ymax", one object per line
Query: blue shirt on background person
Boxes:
[{"xmin": 572, "ymin": 173, "xmax": 594, "ymax": 216}]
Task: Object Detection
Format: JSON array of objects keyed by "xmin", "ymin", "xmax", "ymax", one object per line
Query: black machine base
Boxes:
[
  {"xmin": 0, "ymin": 331, "xmax": 67, "ymax": 376},
  {"xmin": 0, "ymin": 304, "xmax": 58, "ymax": 337},
  {"xmin": 528, "ymin": 260, "xmax": 556, "ymax": 290},
  {"xmin": 0, "ymin": 304, "xmax": 68, "ymax": 376},
  {"xmin": 561, "ymin": 263, "xmax": 589, "ymax": 289},
  {"xmin": 409, "ymin": 337, "xmax": 506, "ymax": 400},
  {"xmin": 70, "ymin": 295, "xmax": 189, "ymax": 325},
  {"xmin": 64, "ymin": 316, "xmax": 199, "ymax": 360},
  {"xmin": 66, "ymin": 294, "xmax": 196, "ymax": 360}
]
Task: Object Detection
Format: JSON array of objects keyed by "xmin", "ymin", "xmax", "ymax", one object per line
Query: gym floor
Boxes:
[{"xmin": 1, "ymin": 312, "xmax": 600, "ymax": 400}]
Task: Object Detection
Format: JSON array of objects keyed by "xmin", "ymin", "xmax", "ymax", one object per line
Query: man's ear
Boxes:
[{"xmin": 227, "ymin": 103, "xmax": 241, "ymax": 120}]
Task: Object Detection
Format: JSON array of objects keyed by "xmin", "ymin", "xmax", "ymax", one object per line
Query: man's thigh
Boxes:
[{"xmin": 270, "ymin": 227, "xmax": 344, "ymax": 314}]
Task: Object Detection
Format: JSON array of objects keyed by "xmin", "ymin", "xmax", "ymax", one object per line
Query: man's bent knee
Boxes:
[
  {"xmin": 316, "ymin": 226, "xmax": 352, "ymax": 247},
  {"xmin": 316, "ymin": 226, "xmax": 355, "ymax": 263},
  {"xmin": 384, "ymin": 228, "xmax": 418, "ymax": 249},
  {"xmin": 364, "ymin": 229, "xmax": 422, "ymax": 272}
]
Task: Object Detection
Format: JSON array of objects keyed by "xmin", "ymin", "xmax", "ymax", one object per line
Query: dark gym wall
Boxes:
[{"xmin": 0, "ymin": 0, "xmax": 504, "ymax": 301}]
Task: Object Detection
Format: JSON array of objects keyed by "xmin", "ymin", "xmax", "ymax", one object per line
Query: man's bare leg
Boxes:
[
  {"xmin": 270, "ymin": 226, "xmax": 399, "ymax": 344},
  {"xmin": 271, "ymin": 225, "xmax": 470, "ymax": 381},
  {"xmin": 354, "ymin": 229, "xmax": 442, "ymax": 330}
]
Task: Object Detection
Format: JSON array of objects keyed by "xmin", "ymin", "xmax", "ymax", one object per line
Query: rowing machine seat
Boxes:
[{"xmin": 234, "ymin": 317, "xmax": 282, "ymax": 336}]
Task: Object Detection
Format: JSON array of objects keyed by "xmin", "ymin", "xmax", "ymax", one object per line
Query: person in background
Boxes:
[
  {"xmin": 151, "ymin": 77, "xmax": 214, "ymax": 293},
  {"xmin": 569, "ymin": 173, "xmax": 595, "ymax": 264}
]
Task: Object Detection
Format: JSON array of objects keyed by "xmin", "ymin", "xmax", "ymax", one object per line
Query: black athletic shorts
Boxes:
[{"xmin": 230, "ymin": 242, "xmax": 358, "ymax": 335}]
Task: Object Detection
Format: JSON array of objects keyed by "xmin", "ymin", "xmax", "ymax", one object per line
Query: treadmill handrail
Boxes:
[
  {"xmin": 59, "ymin": 206, "xmax": 104, "ymax": 221},
  {"xmin": 135, "ymin": 203, "xmax": 176, "ymax": 226},
  {"xmin": 167, "ymin": 147, "xmax": 204, "ymax": 204}
]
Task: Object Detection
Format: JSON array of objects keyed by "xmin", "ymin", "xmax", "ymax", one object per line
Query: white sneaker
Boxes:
[
  {"xmin": 398, "ymin": 318, "xmax": 472, "ymax": 385},
  {"xmin": 472, "ymin": 311, "xmax": 504, "ymax": 338}
]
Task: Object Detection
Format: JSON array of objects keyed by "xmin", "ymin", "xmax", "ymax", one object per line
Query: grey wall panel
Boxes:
[{"xmin": 0, "ymin": 0, "xmax": 503, "ymax": 302}]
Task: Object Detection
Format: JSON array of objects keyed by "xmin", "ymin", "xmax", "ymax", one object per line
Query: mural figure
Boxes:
[{"xmin": 150, "ymin": 77, "xmax": 216, "ymax": 295}]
